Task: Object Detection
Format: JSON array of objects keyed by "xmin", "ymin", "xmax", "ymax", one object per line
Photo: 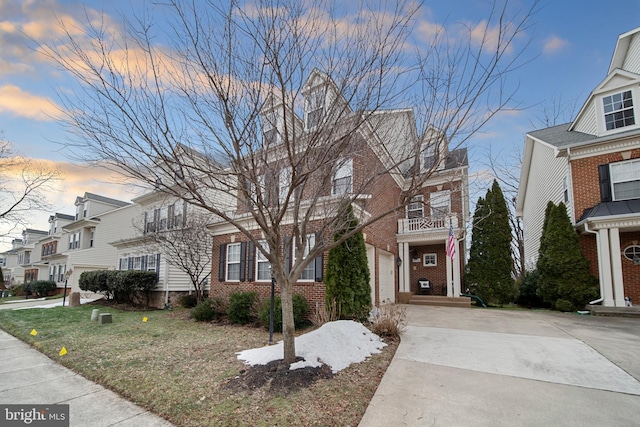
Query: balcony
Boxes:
[{"xmin": 397, "ymin": 215, "xmax": 458, "ymax": 235}]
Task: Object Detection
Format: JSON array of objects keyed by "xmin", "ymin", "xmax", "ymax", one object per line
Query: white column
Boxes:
[
  {"xmin": 446, "ymin": 247, "xmax": 453, "ymax": 297},
  {"xmin": 398, "ymin": 242, "xmax": 410, "ymax": 293},
  {"xmin": 608, "ymin": 228, "xmax": 626, "ymax": 307},
  {"xmin": 597, "ymin": 229, "xmax": 615, "ymax": 307},
  {"xmin": 452, "ymin": 238, "xmax": 461, "ymax": 297}
]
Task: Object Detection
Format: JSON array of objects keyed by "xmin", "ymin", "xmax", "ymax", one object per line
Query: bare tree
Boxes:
[
  {"xmin": 142, "ymin": 210, "xmax": 213, "ymax": 303},
  {"xmin": 0, "ymin": 138, "xmax": 60, "ymax": 236},
  {"xmin": 40, "ymin": 0, "xmax": 537, "ymax": 363}
]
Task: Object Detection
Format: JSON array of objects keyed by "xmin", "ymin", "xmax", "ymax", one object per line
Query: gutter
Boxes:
[{"xmin": 582, "ymin": 222, "xmax": 604, "ymax": 305}]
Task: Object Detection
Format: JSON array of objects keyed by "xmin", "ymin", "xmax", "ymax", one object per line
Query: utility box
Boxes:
[{"xmin": 98, "ymin": 313, "xmax": 113, "ymax": 324}]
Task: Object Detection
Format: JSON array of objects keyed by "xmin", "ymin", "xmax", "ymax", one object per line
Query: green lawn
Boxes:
[{"xmin": 0, "ymin": 304, "xmax": 395, "ymax": 426}]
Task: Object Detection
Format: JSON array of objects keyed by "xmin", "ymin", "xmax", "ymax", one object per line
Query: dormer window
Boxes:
[
  {"xmin": 603, "ymin": 90, "xmax": 635, "ymax": 130},
  {"xmin": 305, "ymin": 89, "xmax": 325, "ymax": 130},
  {"xmin": 263, "ymin": 111, "xmax": 279, "ymax": 145}
]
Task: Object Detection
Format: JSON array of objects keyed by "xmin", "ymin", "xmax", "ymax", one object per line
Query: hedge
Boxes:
[{"xmin": 79, "ymin": 270, "xmax": 158, "ymax": 306}]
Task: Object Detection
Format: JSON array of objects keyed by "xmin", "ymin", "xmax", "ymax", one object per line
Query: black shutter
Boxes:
[
  {"xmin": 183, "ymin": 201, "xmax": 188, "ymax": 226},
  {"xmin": 284, "ymin": 237, "xmax": 291, "ymax": 275},
  {"xmin": 218, "ymin": 244, "xmax": 226, "ymax": 281},
  {"xmin": 156, "ymin": 254, "xmax": 161, "ymax": 279},
  {"xmin": 141, "ymin": 255, "xmax": 147, "ymax": 271},
  {"xmin": 315, "ymin": 253, "xmax": 324, "ymax": 282},
  {"xmin": 128, "ymin": 257, "xmax": 134, "ymax": 270},
  {"xmin": 240, "ymin": 242, "xmax": 247, "ymax": 282},
  {"xmin": 247, "ymin": 241, "xmax": 255, "ymax": 282},
  {"xmin": 143, "ymin": 211, "xmax": 148, "ymax": 235},
  {"xmin": 598, "ymin": 164, "xmax": 612, "ymax": 202}
]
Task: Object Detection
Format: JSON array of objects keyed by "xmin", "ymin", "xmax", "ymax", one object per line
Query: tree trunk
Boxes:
[{"xmin": 280, "ymin": 279, "xmax": 296, "ymax": 364}]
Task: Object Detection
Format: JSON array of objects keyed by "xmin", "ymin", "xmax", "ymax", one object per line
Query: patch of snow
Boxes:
[
  {"xmin": 237, "ymin": 320, "xmax": 387, "ymax": 373},
  {"xmin": 12, "ymin": 298, "xmax": 101, "ymax": 310}
]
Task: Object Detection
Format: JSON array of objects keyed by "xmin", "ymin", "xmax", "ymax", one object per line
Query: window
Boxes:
[
  {"xmin": 407, "ymin": 195, "xmax": 424, "ymax": 219},
  {"xmin": 563, "ymin": 176, "xmax": 569, "ymax": 203},
  {"xmin": 610, "ymin": 159, "xmax": 640, "ymax": 200},
  {"xmin": 603, "ymin": 90, "xmax": 635, "ymax": 130},
  {"xmin": 294, "ymin": 234, "xmax": 316, "ymax": 281},
  {"xmin": 226, "ymin": 243, "xmax": 241, "ymax": 281},
  {"xmin": 305, "ymin": 90, "xmax": 325, "ymax": 130},
  {"xmin": 90, "ymin": 230, "xmax": 94, "ymax": 248},
  {"xmin": 624, "ymin": 245, "xmax": 640, "ymax": 262},
  {"xmin": 430, "ymin": 190, "xmax": 450, "ymax": 216},
  {"xmin": 83, "ymin": 201, "xmax": 89, "ymax": 218},
  {"xmin": 263, "ymin": 111, "xmax": 279, "ymax": 145},
  {"xmin": 332, "ymin": 158, "xmax": 352, "ymax": 195},
  {"xmin": 423, "ymin": 253, "xmax": 437, "ymax": 267},
  {"xmin": 58, "ymin": 265, "xmax": 65, "ymax": 282},
  {"xmin": 279, "ymin": 166, "xmax": 292, "ymax": 204},
  {"xmin": 147, "ymin": 255, "xmax": 157, "ymax": 272},
  {"xmin": 256, "ymin": 241, "xmax": 271, "ymax": 281},
  {"xmin": 159, "ymin": 207, "xmax": 168, "ymax": 231}
]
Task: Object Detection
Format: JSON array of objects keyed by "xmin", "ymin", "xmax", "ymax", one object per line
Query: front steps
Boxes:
[
  {"xmin": 586, "ymin": 305, "xmax": 640, "ymax": 318},
  {"xmin": 408, "ymin": 295, "xmax": 471, "ymax": 308}
]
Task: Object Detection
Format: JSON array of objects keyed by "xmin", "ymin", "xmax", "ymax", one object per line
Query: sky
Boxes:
[{"xmin": 1, "ymin": 0, "xmax": 640, "ymax": 249}]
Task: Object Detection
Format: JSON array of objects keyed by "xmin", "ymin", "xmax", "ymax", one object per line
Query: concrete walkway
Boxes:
[
  {"xmin": 359, "ymin": 305, "xmax": 640, "ymax": 427},
  {"xmin": 0, "ymin": 329, "xmax": 173, "ymax": 426}
]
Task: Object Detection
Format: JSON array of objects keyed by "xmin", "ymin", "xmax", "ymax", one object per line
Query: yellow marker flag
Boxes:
[
  {"xmin": 142, "ymin": 317, "xmax": 148, "ymax": 323},
  {"xmin": 59, "ymin": 347, "xmax": 67, "ymax": 356},
  {"xmin": 30, "ymin": 329, "xmax": 37, "ymax": 336}
]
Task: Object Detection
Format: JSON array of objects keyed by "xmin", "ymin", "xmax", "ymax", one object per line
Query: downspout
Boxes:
[
  {"xmin": 164, "ymin": 257, "xmax": 169, "ymax": 305},
  {"xmin": 583, "ymin": 222, "xmax": 604, "ymax": 305}
]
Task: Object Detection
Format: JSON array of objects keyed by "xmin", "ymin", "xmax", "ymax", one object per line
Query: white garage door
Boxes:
[{"xmin": 378, "ymin": 250, "xmax": 395, "ymax": 303}]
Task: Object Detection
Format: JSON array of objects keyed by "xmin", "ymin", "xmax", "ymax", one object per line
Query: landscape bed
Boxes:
[{"xmin": 0, "ymin": 303, "xmax": 397, "ymax": 426}]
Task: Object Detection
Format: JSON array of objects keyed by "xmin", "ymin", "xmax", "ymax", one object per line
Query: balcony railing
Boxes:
[{"xmin": 398, "ymin": 215, "xmax": 458, "ymax": 234}]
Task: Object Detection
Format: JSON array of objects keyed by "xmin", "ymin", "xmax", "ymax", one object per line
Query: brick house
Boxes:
[
  {"xmin": 517, "ymin": 27, "xmax": 640, "ymax": 307},
  {"xmin": 207, "ymin": 70, "xmax": 469, "ymax": 310}
]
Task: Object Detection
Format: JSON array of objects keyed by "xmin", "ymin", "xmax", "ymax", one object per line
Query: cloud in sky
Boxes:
[
  {"xmin": 543, "ymin": 35, "xmax": 569, "ymax": 55},
  {"xmin": 0, "ymin": 85, "xmax": 63, "ymax": 120}
]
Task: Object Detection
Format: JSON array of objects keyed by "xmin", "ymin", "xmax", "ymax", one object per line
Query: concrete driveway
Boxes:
[{"xmin": 359, "ymin": 306, "xmax": 640, "ymax": 427}]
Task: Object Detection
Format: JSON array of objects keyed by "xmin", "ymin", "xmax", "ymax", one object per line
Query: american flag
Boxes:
[{"xmin": 446, "ymin": 224, "xmax": 455, "ymax": 260}]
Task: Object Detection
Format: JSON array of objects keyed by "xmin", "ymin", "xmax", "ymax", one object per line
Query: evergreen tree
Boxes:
[
  {"xmin": 536, "ymin": 202, "xmax": 598, "ymax": 311},
  {"xmin": 467, "ymin": 180, "xmax": 517, "ymax": 305},
  {"xmin": 324, "ymin": 205, "xmax": 372, "ymax": 320}
]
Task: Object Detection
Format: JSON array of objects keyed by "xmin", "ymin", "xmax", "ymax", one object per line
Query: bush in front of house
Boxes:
[
  {"xmin": 192, "ymin": 297, "xmax": 226, "ymax": 322},
  {"xmin": 29, "ymin": 280, "xmax": 57, "ymax": 297},
  {"xmin": 368, "ymin": 302, "xmax": 407, "ymax": 340},
  {"xmin": 227, "ymin": 291, "xmax": 259, "ymax": 325},
  {"xmin": 179, "ymin": 294, "xmax": 198, "ymax": 308},
  {"xmin": 258, "ymin": 294, "xmax": 310, "ymax": 332},
  {"xmin": 79, "ymin": 270, "xmax": 158, "ymax": 307}
]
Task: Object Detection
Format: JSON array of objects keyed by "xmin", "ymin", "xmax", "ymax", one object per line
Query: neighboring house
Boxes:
[
  {"xmin": 61, "ymin": 193, "xmax": 137, "ymax": 293},
  {"xmin": 7, "ymin": 229, "xmax": 48, "ymax": 286},
  {"xmin": 109, "ymin": 188, "xmax": 232, "ymax": 307},
  {"xmin": 517, "ymin": 27, "xmax": 640, "ymax": 307},
  {"xmin": 39, "ymin": 213, "xmax": 75, "ymax": 287},
  {"xmin": 208, "ymin": 70, "xmax": 469, "ymax": 310}
]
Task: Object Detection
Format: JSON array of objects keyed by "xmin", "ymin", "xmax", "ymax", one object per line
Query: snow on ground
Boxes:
[{"xmin": 237, "ymin": 320, "xmax": 387, "ymax": 373}]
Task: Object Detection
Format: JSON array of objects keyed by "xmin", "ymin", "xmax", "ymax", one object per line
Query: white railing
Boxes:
[{"xmin": 397, "ymin": 215, "xmax": 458, "ymax": 234}]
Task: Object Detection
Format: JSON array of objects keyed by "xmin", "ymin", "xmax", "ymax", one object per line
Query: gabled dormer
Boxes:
[
  {"xmin": 571, "ymin": 27, "xmax": 640, "ymax": 137},
  {"xmin": 301, "ymin": 69, "xmax": 350, "ymax": 131},
  {"xmin": 260, "ymin": 93, "xmax": 303, "ymax": 148},
  {"xmin": 420, "ymin": 125, "xmax": 449, "ymax": 173}
]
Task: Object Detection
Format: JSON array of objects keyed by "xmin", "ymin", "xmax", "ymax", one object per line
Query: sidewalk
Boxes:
[
  {"xmin": 0, "ymin": 329, "xmax": 173, "ymax": 427},
  {"xmin": 359, "ymin": 306, "xmax": 640, "ymax": 427}
]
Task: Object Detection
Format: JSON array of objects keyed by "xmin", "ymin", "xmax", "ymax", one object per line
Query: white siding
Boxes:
[
  {"xmin": 67, "ymin": 204, "xmax": 141, "ymax": 292},
  {"xmin": 521, "ymin": 141, "xmax": 569, "ymax": 269},
  {"xmin": 622, "ymin": 33, "xmax": 640, "ymax": 74},
  {"xmin": 572, "ymin": 102, "xmax": 598, "ymax": 135}
]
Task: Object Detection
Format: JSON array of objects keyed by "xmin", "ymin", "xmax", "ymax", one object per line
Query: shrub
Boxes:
[
  {"xmin": 258, "ymin": 294, "xmax": 310, "ymax": 332},
  {"xmin": 369, "ymin": 302, "xmax": 407, "ymax": 340},
  {"xmin": 79, "ymin": 270, "xmax": 158, "ymax": 307},
  {"xmin": 30, "ymin": 280, "xmax": 57, "ymax": 297},
  {"xmin": 555, "ymin": 299, "xmax": 575, "ymax": 312},
  {"xmin": 179, "ymin": 294, "xmax": 198, "ymax": 308},
  {"xmin": 11, "ymin": 283, "xmax": 27, "ymax": 296},
  {"xmin": 227, "ymin": 291, "xmax": 259, "ymax": 325},
  {"xmin": 193, "ymin": 298, "xmax": 216, "ymax": 322},
  {"xmin": 516, "ymin": 270, "xmax": 544, "ymax": 308}
]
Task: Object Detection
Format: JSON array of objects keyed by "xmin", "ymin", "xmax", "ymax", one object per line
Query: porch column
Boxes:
[
  {"xmin": 398, "ymin": 242, "xmax": 410, "ymax": 293},
  {"xmin": 597, "ymin": 228, "xmax": 615, "ymax": 307},
  {"xmin": 452, "ymin": 237, "xmax": 461, "ymax": 297},
  {"xmin": 446, "ymin": 247, "xmax": 453, "ymax": 297},
  {"xmin": 608, "ymin": 228, "xmax": 626, "ymax": 307}
]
